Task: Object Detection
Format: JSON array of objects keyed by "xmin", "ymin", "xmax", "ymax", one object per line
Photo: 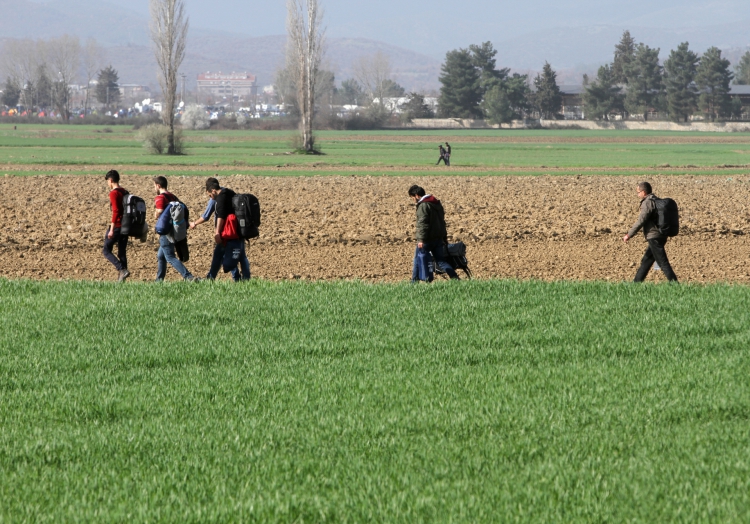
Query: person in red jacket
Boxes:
[{"xmin": 103, "ymin": 170, "xmax": 130, "ymax": 282}]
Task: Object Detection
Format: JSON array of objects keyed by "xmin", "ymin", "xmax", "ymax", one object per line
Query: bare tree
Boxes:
[
  {"xmin": 81, "ymin": 38, "xmax": 105, "ymax": 116},
  {"xmin": 149, "ymin": 0, "xmax": 188, "ymax": 154},
  {"xmin": 1, "ymin": 39, "xmax": 41, "ymax": 112},
  {"xmin": 48, "ymin": 35, "xmax": 81, "ymax": 122},
  {"xmin": 354, "ymin": 51, "xmax": 392, "ymax": 105},
  {"xmin": 286, "ymin": 0, "xmax": 325, "ymax": 152}
]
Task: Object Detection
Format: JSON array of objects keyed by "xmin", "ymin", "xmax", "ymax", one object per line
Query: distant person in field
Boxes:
[
  {"xmin": 436, "ymin": 144, "xmax": 449, "ymax": 166},
  {"xmin": 444, "ymin": 142, "xmax": 451, "ymax": 165},
  {"xmin": 190, "ymin": 177, "xmax": 250, "ymax": 281},
  {"xmin": 153, "ymin": 176, "xmax": 199, "ymax": 282},
  {"xmin": 102, "ymin": 169, "xmax": 130, "ymax": 282},
  {"xmin": 408, "ymin": 185, "xmax": 459, "ymax": 281},
  {"xmin": 623, "ymin": 181, "xmax": 678, "ymax": 283}
]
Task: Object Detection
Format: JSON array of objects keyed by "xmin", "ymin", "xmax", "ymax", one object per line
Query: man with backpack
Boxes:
[
  {"xmin": 103, "ymin": 169, "xmax": 130, "ymax": 282},
  {"xmin": 153, "ymin": 176, "xmax": 199, "ymax": 282},
  {"xmin": 623, "ymin": 181, "xmax": 678, "ymax": 283},
  {"xmin": 408, "ymin": 185, "xmax": 459, "ymax": 282},
  {"xmin": 190, "ymin": 177, "xmax": 250, "ymax": 281}
]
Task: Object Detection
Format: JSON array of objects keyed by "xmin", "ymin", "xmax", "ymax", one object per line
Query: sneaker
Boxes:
[
  {"xmin": 118, "ymin": 269, "xmax": 130, "ymax": 282},
  {"xmin": 185, "ymin": 275, "xmax": 201, "ymax": 282}
]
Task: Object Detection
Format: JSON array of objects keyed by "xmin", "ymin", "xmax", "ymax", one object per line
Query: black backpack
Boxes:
[
  {"xmin": 232, "ymin": 193, "xmax": 261, "ymax": 239},
  {"xmin": 653, "ymin": 197, "xmax": 679, "ymax": 237},
  {"xmin": 120, "ymin": 193, "xmax": 147, "ymax": 237}
]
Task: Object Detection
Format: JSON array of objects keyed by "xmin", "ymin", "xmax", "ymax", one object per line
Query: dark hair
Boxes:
[
  {"xmin": 104, "ymin": 169, "xmax": 120, "ymax": 183},
  {"xmin": 408, "ymin": 185, "xmax": 425, "ymax": 198},
  {"xmin": 153, "ymin": 176, "xmax": 168, "ymax": 189},
  {"xmin": 206, "ymin": 177, "xmax": 220, "ymax": 191},
  {"xmin": 638, "ymin": 181, "xmax": 652, "ymax": 194}
]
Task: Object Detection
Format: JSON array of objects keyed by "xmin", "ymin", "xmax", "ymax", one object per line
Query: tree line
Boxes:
[
  {"xmin": 0, "ymin": 37, "xmax": 123, "ymax": 119},
  {"xmin": 437, "ymin": 32, "xmax": 750, "ymax": 123}
]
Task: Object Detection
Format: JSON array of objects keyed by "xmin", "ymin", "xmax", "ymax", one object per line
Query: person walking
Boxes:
[
  {"xmin": 444, "ymin": 142, "xmax": 451, "ymax": 166},
  {"xmin": 408, "ymin": 185, "xmax": 459, "ymax": 282},
  {"xmin": 102, "ymin": 169, "xmax": 130, "ymax": 282},
  {"xmin": 190, "ymin": 177, "xmax": 250, "ymax": 281},
  {"xmin": 436, "ymin": 145, "xmax": 448, "ymax": 166},
  {"xmin": 153, "ymin": 176, "xmax": 199, "ymax": 282},
  {"xmin": 623, "ymin": 181, "xmax": 678, "ymax": 283}
]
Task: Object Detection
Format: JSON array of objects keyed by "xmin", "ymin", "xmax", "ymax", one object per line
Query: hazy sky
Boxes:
[{"xmin": 36, "ymin": 0, "xmax": 750, "ymax": 57}]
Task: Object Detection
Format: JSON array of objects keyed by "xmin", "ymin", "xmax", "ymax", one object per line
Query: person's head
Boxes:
[
  {"xmin": 205, "ymin": 177, "xmax": 221, "ymax": 199},
  {"xmin": 105, "ymin": 169, "xmax": 120, "ymax": 189},
  {"xmin": 408, "ymin": 185, "xmax": 425, "ymax": 203},
  {"xmin": 637, "ymin": 181, "xmax": 652, "ymax": 199},
  {"xmin": 153, "ymin": 176, "xmax": 168, "ymax": 194}
]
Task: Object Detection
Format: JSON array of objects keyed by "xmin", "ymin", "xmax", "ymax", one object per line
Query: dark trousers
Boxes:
[
  {"xmin": 436, "ymin": 155, "xmax": 449, "ymax": 166},
  {"xmin": 103, "ymin": 228, "xmax": 128, "ymax": 271},
  {"xmin": 634, "ymin": 237, "xmax": 678, "ymax": 283}
]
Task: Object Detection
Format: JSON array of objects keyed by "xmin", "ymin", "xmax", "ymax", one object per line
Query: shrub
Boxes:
[
  {"xmin": 180, "ymin": 104, "xmax": 210, "ymax": 130},
  {"xmin": 138, "ymin": 124, "xmax": 184, "ymax": 155}
]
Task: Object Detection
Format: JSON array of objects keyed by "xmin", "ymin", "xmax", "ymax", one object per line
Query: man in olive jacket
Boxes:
[
  {"xmin": 623, "ymin": 181, "xmax": 678, "ymax": 282},
  {"xmin": 408, "ymin": 185, "xmax": 459, "ymax": 281}
]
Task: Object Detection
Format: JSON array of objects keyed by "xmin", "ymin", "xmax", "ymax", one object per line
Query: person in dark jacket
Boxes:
[
  {"xmin": 408, "ymin": 185, "xmax": 459, "ymax": 281},
  {"xmin": 623, "ymin": 181, "xmax": 678, "ymax": 282},
  {"xmin": 436, "ymin": 145, "xmax": 448, "ymax": 166},
  {"xmin": 444, "ymin": 142, "xmax": 451, "ymax": 166}
]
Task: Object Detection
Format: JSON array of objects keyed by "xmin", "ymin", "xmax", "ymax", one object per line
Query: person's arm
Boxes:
[
  {"xmin": 215, "ymin": 217, "xmax": 225, "ymax": 244},
  {"xmin": 626, "ymin": 200, "xmax": 651, "ymax": 240},
  {"xmin": 415, "ymin": 204, "xmax": 429, "ymax": 248},
  {"xmin": 108, "ymin": 191, "xmax": 120, "ymax": 238},
  {"xmin": 190, "ymin": 217, "xmax": 207, "ymax": 229}
]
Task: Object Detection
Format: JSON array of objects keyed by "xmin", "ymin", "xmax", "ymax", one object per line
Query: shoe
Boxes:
[
  {"xmin": 185, "ymin": 275, "xmax": 201, "ymax": 282},
  {"xmin": 118, "ymin": 269, "xmax": 130, "ymax": 282}
]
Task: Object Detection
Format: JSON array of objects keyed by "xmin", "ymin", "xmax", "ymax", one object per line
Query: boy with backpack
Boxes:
[
  {"xmin": 623, "ymin": 181, "xmax": 679, "ymax": 283},
  {"xmin": 103, "ymin": 170, "xmax": 130, "ymax": 282},
  {"xmin": 153, "ymin": 176, "xmax": 199, "ymax": 282},
  {"xmin": 190, "ymin": 177, "xmax": 250, "ymax": 281}
]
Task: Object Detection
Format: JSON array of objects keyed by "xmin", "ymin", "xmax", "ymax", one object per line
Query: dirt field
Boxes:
[{"xmin": 1, "ymin": 173, "xmax": 749, "ymax": 283}]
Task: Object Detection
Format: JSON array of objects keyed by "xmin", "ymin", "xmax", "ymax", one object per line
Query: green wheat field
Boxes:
[{"xmin": 2, "ymin": 279, "xmax": 749, "ymax": 522}]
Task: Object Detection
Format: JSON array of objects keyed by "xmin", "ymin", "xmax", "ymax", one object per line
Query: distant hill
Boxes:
[{"xmin": 0, "ymin": 0, "xmax": 441, "ymax": 91}]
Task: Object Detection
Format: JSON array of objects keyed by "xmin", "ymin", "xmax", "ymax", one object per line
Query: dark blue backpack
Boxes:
[
  {"xmin": 414, "ymin": 248, "xmax": 434, "ymax": 282},
  {"xmin": 155, "ymin": 202, "xmax": 174, "ymax": 235}
]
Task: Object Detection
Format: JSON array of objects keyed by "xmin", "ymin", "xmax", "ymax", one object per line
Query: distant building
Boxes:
[
  {"xmin": 119, "ymin": 84, "xmax": 151, "ymax": 99},
  {"xmin": 197, "ymin": 72, "xmax": 257, "ymax": 98}
]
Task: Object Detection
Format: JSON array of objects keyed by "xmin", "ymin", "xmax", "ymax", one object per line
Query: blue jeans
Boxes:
[
  {"xmin": 156, "ymin": 235, "xmax": 194, "ymax": 281},
  {"xmin": 412, "ymin": 241, "xmax": 458, "ymax": 282},
  {"xmin": 207, "ymin": 241, "xmax": 250, "ymax": 282}
]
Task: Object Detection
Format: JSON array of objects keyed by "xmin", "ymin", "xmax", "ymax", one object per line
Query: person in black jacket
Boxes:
[
  {"xmin": 436, "ymin": 145, "xmax": 448, "ymax": 166},
  {"xmin": 408, "ymin": 185, "xmax": 459, "ymax": 281}
]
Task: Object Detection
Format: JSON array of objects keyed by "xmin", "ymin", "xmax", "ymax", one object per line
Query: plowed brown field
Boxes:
[{"xmin": 1, "ymin": 173, "xmax": 749, "ymax": 283}]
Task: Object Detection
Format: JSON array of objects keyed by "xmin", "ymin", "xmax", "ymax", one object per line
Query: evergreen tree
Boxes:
[
  {"xmin": 582, "ymin": 65, "xmax": 624, "ymax": 120},
  {"xmin": 624, "ymin": 43, "xmax": 663, "ymax": 119},
  {"xmin": 503, "ymin": 73, "xmax": 532, "ymax": 118},
  {"xmin": 438, "ymin": 48, "xmax": 483, "ymax": 118},
  {"xmin": 695, "ymin": 46, "xmax": 733, "ymax": 121},
  {"xmin": 612, "ymin": 30, "xmax": 636, "ymax": 84},
  {"xmin": 2, "ymin": 78, "xmax": 21, "ymax": 107},
  {"xmin": 730, "ymin": 96, "xmax": 744, "ymax": 119},
  {"xmin": 34, "ymin": 66, "xmax": 53, "ymax": 110},
  {"xmin": 338, "ymin": 79, "xmax": 364, "ymax": 105},
  {"xmin": 469, "ymin": 41, "xmax": 509, "ymax": 90},
  {"xmin": 734, "ymin": 50, "xmax": 750, "ymax": 85},
  {"xmin": 96, "ymin": 66, "xmax": 121, "ymax": 107},
  {"xmin": 483, "ymin": 85, "xmax": 514, "ymax": 125},
  {"xmin": 663, "ymin": 42, "xmax": 699, "ymax": 122},
  {"xmin": 381, "ymin": 79, "xmax": 406, "ymax": 98},
  {"xmin": 533, "ymin": 62, "xmax": 562, "ymax": 119},
  {"xmin": 400, "ymin": 92, "xmax": 434, "ymax": 120}
]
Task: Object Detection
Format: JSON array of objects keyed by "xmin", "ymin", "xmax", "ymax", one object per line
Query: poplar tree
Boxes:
[
  {"xmin": 695, "ymin": 46, "xmax": 733, "ymax": 121},
  {"xmin": 663, "ymin": 42, "xmax": 699, "ymax": 122}
]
